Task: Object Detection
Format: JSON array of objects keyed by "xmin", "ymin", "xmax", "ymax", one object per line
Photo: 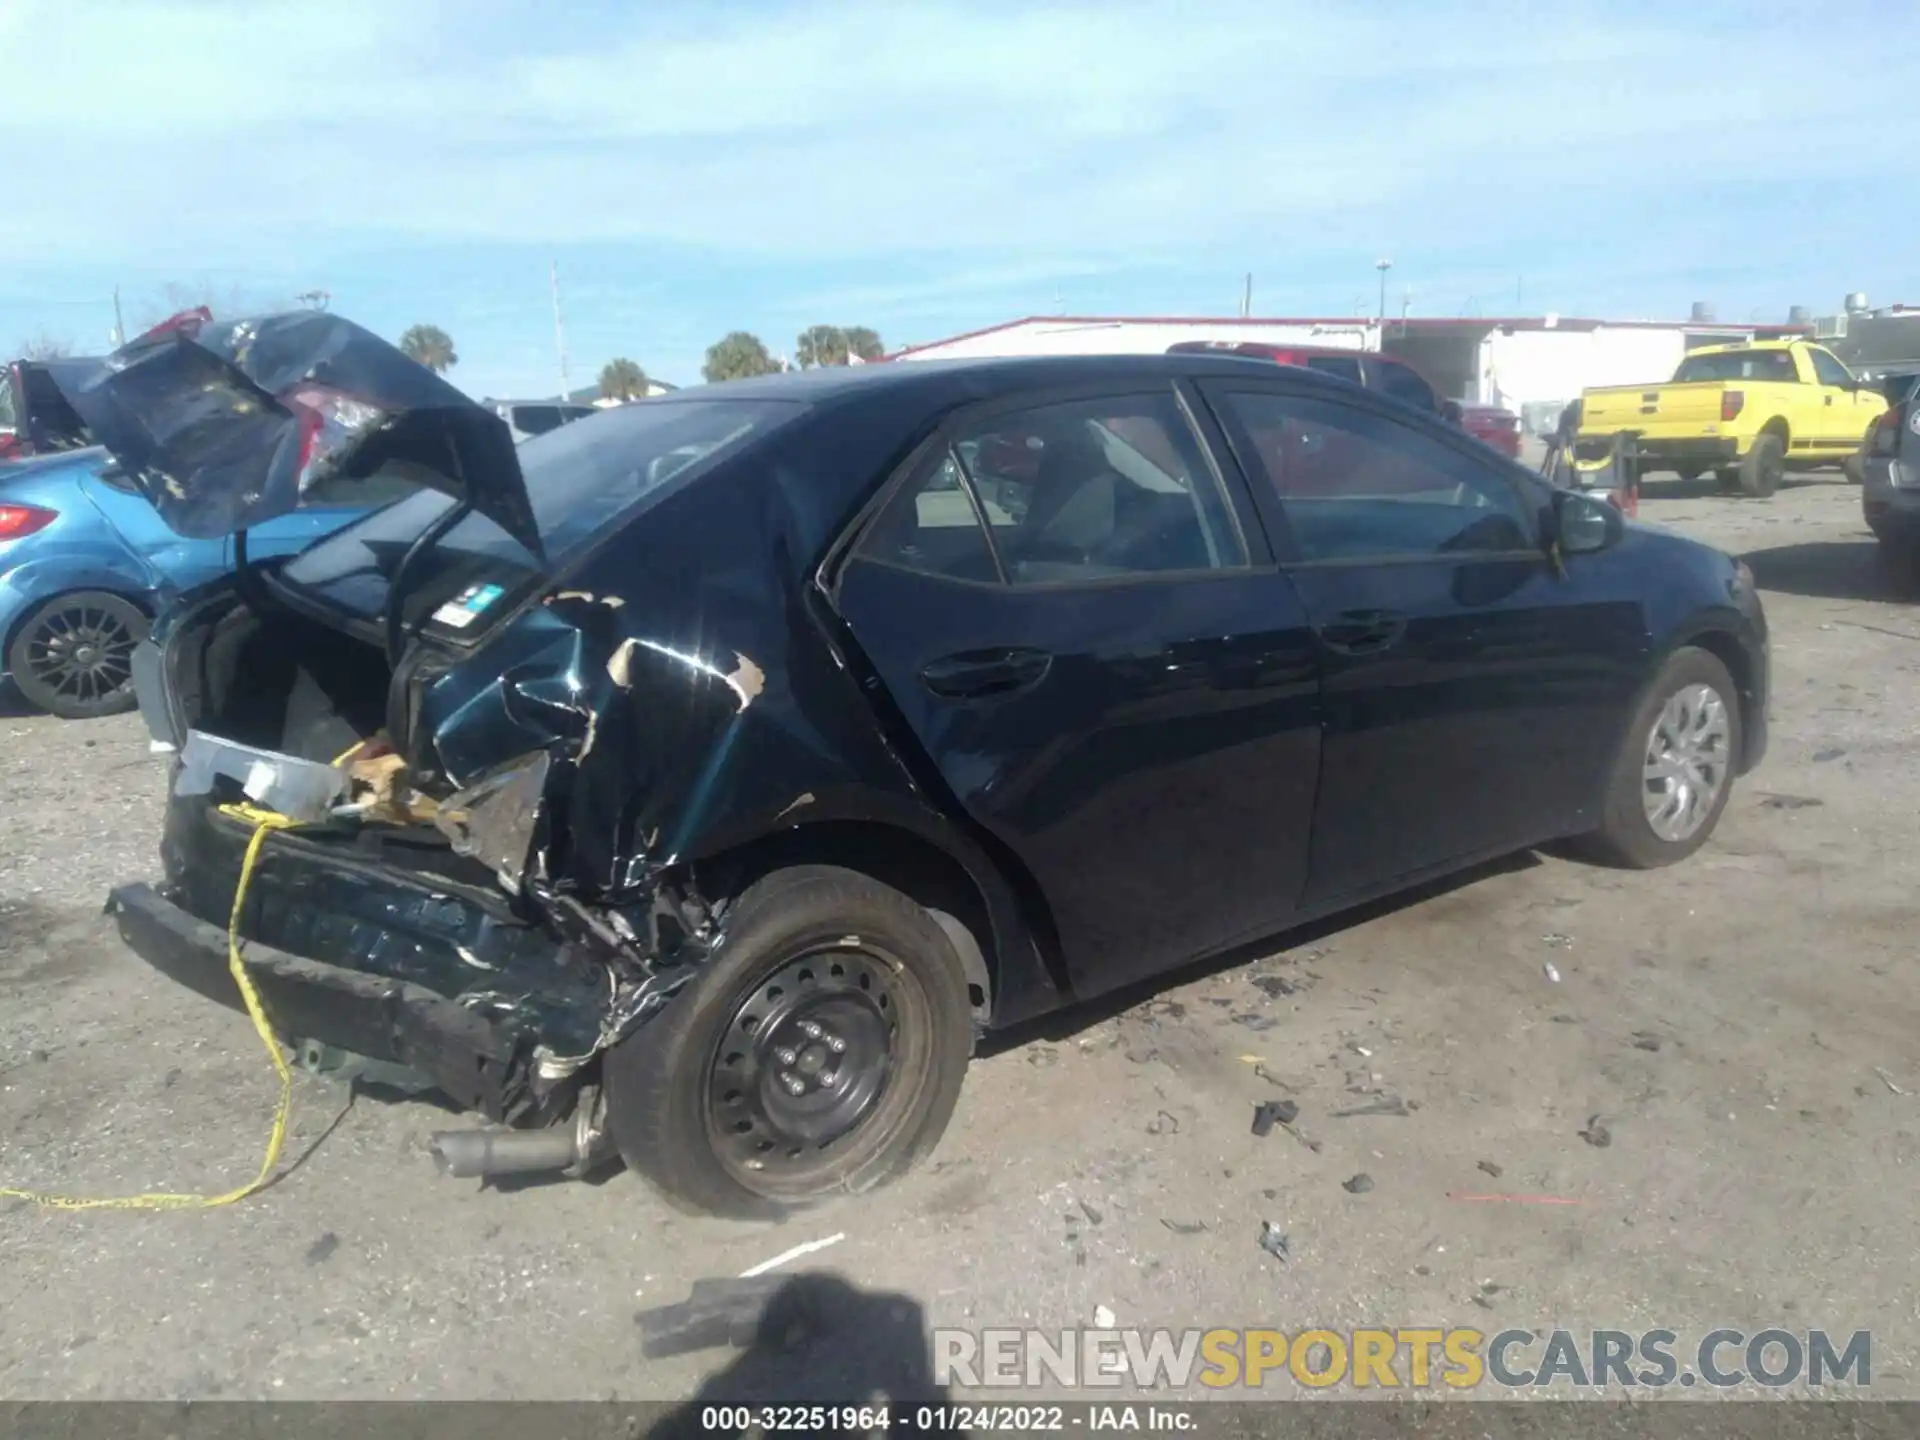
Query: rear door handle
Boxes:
[
  {"xmin": 921, "ymin": 647, "xmax": 1053, "ymax": 699},
  {"xmin": 1317, "ymin": 609, "xmax": 1407, "ymax": 655}
]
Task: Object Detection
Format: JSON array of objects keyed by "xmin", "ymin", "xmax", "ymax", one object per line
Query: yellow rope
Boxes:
[{"xmin": 0, "ymin": 805, "xmax": 300, "ymax": 1210}]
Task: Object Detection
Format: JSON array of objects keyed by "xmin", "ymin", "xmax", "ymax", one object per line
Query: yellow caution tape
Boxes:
[{"xmin": 1, "ymin": 804, "xmax": 300, "ymax": 1210}]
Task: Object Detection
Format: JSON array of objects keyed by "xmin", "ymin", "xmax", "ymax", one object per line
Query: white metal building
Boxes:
[
  {"xmin": 888, "ymin": 313, "xmax": 1790, "ymax": 435},
  {"xmin": 889, "ymin": 315, "xmax": 1379, "ymax": 362}
]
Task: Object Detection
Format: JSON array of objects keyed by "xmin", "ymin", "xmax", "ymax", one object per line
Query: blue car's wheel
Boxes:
[{"xmin": 7, "ymin": 591, "xmax": 150, "ymax": 720}]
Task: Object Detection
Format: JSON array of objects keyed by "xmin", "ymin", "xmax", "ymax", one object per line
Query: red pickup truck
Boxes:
[{"xmin": 1164, "ymin": 340, "xmax": 1521, "ymax": 458}]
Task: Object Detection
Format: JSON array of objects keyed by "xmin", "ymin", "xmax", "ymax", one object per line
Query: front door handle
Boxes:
[
  {"xmin": 1317, "ymin": 609, "xmax": 1407, "ymax": 656},
  {"xmin": 921, "ymin": 647, "xmax": 1053, "ymax": 699}
]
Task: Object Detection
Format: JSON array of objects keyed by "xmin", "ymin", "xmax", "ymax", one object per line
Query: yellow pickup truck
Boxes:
[{"xmin": 1578, "ymin": 339, "xmax": 1886, "ymax": 497}]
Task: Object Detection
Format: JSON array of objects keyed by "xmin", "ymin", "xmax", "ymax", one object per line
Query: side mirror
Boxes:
[
  {"xmin": 1441, "ymin": 400, "xmax": 1464, "ymax": 425},
  {"xmin": 1554, "ymin": 488, "xmax": 1623, "ymax": 556}
]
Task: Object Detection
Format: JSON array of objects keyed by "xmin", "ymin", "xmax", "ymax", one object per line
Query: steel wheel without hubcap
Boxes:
[
  {"xmin": 7, "ymin": 591, "xmax": 149, "ymax": 719},
  {"xmin": 705, "ymin": 944, "xmax": 933, "ymax": 1198},
  {"xmin": 1641, "ymin": 682, "xmax": 1731, "ymax": 842}
]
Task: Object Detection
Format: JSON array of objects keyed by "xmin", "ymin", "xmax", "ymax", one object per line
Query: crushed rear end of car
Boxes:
[{"xmin": 60, "ymin": 312, "xmax": 811, "ymax": 1181}]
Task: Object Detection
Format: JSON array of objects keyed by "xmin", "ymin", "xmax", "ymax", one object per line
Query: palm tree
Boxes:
[
  {"xmin": 843, "ymin": 326, "xmax": 884, "ymax": 362},
  {"xmin": 599, "ymin": 357, "xmax": 649, "ymax": 401},
  {"xmin": 398, "ymin": 324, "xmax": 458, "ymax": 373},
  {"xmin": 702, "ymin": 331, "xmax": 780, "ymax": 383},
  {"xmin": 795, "ymin": 325, "xmax": 848, "ymax": 369}
]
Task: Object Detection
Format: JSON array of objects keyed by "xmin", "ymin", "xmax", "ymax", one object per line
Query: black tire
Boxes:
[
  {"xmin": 604, "ymin": 864, "xmax": 972, "ymax": 1218},
  {"xmin": 6, "ymin": 590, "xmax": 149, "ymax": 720},
  {"xmin": 1739, "ymin": 433, "xmax": 1784, "ymax": 497},
  {"xmin": 1673, "ymin": 465, "xmax": 1704, "ymax": 484},
  {"xmin": 1843, "ymin": 434, "xmax": 1871, "ymax": 485},
  {"xmin": 1584, "ymin": 647, "xmax": 1742, "ymax": 869},
  {"xmin": 1877, "ymin": 536, "xmax": 1920, "ymax": 597}
]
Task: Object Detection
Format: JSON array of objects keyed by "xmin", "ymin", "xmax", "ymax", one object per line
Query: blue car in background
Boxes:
[{"xmin": 0, "ymin": 447, "xmax": 411, "ymax": 718}]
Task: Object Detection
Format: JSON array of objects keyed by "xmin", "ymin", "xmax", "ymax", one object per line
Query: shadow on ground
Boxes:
[
  {"xmin": 979, "ymin": 849, "xmax": 1541, "ymax": 1057},
  {"xmin": 1637, "ymin": 472, "xmax": 1843, "ymax": 503},
  {"xmin": 1741, "ymin": 539, "xmax": 1915, "ymax": 604},
  {"xmin": 645, "ymin": 1272, "xmax": 957, "ymax": 1437}
]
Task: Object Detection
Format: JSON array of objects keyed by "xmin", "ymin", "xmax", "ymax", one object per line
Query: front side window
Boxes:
[
  {"xmin": 1808, "ymin": 349, "xmax": 1854, "ymax": 388},
  {"xmin": 1221, "ymin": 391, "xmax": 1540, "ymax": 563}
]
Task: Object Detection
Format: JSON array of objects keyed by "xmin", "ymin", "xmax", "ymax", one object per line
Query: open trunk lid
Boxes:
[{"xmin": 38, "ymin": 311, "xmax": 541, "ymax": 557}]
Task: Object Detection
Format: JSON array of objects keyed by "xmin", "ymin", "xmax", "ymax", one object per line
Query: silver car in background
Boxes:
[{"xmin": 1862, "ymin": 371, "xmax": 1920, "ymax": 588}]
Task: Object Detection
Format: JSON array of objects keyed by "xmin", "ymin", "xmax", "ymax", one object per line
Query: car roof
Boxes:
[
  {"xmin": 649, "ymin": 351, "xmax": 1354, "ymax": 407},
  {"xmin": 1167, "ymin": 339, "xmax": 1372, "ymax": 361}
]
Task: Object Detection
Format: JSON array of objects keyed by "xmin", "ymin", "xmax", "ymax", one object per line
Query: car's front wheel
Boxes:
[
  {"xmin": 1586, "ymin": 647, "xmax": 1743, "ymax": 868},
  {"xmin": 6, "ymin": 590, "xmax": 149, "ymax": 720},
  {"xmin": 604, "ymin": 864, "xmax": 973, "ymax": 1218}
]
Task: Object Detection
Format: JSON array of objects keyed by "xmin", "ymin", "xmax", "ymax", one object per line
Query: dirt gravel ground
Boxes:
[{"xmin": 1, "ymin": 471, "xmax": 1917, "ymax": 1403}]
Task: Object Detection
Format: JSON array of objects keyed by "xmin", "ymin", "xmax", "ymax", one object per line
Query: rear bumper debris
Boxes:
[{"xmin": 108, "ymin": 881, "xmax": 537, "ymax": 1122}]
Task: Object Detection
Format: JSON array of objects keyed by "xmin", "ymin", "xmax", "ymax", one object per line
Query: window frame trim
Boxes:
[{"xmin": 1195, "ymin": 377, "xmax": 1555, "ymax": 571}]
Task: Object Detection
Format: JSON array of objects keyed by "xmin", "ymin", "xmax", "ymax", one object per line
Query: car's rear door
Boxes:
[
  {"xmin": 828, "ymin": 382, "xmax": 1322, "ymax": 998},
  {"xmin": 1199, "ymin": 377, "xmax": 1645, "ymax": 908}
]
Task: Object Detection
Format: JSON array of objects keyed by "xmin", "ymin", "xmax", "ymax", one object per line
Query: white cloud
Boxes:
[{"xmin": 1, "ymin": 0, "xmax": 1912, "ymax": 307}]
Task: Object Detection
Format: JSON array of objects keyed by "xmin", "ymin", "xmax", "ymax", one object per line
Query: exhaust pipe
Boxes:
[
  {"xmin": 429, "ymin": 1088, "xmax": 612, "ymax": 1180},
  {"xmin": 429, "ymin": 1126, "xmax": 580, "ymax": 1178}
]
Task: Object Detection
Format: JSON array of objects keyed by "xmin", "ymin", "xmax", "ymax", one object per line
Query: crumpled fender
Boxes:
[{"xmin": 414, "ymin": 444, "xmax": 943, "ymax": 902}]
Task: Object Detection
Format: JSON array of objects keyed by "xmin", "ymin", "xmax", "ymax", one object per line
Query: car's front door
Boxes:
[
  {"xmin": 829, "ymin": 385, "xmax": 1322, "ymax": 997},
  {"xmin": 1201, "ymin": 380, "xmax": 1645, "ymax": 909}
]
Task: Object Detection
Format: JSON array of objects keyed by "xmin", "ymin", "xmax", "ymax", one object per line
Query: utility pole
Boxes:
[
  {"xmin": 1375, "ymin": 259, "xmax": 1392, "ymax": 325},
  {"xmin": 550, "ymin": 258, "xmax": 571, "ymax": 400},
  {"xmin": 111, "ymin": 286, "xmax": 125, "ymax": 346},
  {"xmin": 1242, "ymin": 273, "xmax": 1253, "ymax": 319}
]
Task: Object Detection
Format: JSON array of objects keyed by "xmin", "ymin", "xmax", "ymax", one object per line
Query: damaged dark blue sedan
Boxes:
[{"xmin": 55, "ymin": 313, "xmax": 1768, "ymax": 1218}]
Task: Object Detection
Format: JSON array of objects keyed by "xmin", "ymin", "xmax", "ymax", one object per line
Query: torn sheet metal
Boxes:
[
  {"xmin": 433, "ymin": 751, "xmax": 553, "ymax": 894},
  {"xmin": 174, "ymin": 731, "xmax": 347, "ymax": 823}
]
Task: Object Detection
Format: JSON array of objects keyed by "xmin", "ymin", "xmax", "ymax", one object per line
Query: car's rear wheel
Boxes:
[
  {"xmin": 1739, "ymin": 434, "xmax": 1784, "ymax": 497},
  {"xmin": 1584, "ymin": 647, "xmax": 1742, "ymax": 869},
  {"xmin": 6, "ymin": 590, "xmax": 149, "ymax": 720},
  {"xmin": 604, "ymin": 864, "xmax": 973, "ymax": 1218}
]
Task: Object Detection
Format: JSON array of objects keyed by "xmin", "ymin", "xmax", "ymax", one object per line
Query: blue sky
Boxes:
[{"xmin": 2, "ymin": 0, "xmax": 1913, "ymax": 399}]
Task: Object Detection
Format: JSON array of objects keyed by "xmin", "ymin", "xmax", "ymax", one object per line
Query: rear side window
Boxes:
[
  {"xmin": 1673, "ymin": 351, "xmax": 1796, "ymax": 383},
  {"xmin": 856, "ymin": 391, "xmax": 1249, "ymax": 585},
  {"xmin": 1375, "ymin": 361, "xmax": 1438, "ymax": 413},
  {"xmin": 1221, "ymin": 390, "xmax": 1538, "ymax": 562},
  {"xmin": 856, "ymin": 453, "xmax": 1003, "ymax": 583}
]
